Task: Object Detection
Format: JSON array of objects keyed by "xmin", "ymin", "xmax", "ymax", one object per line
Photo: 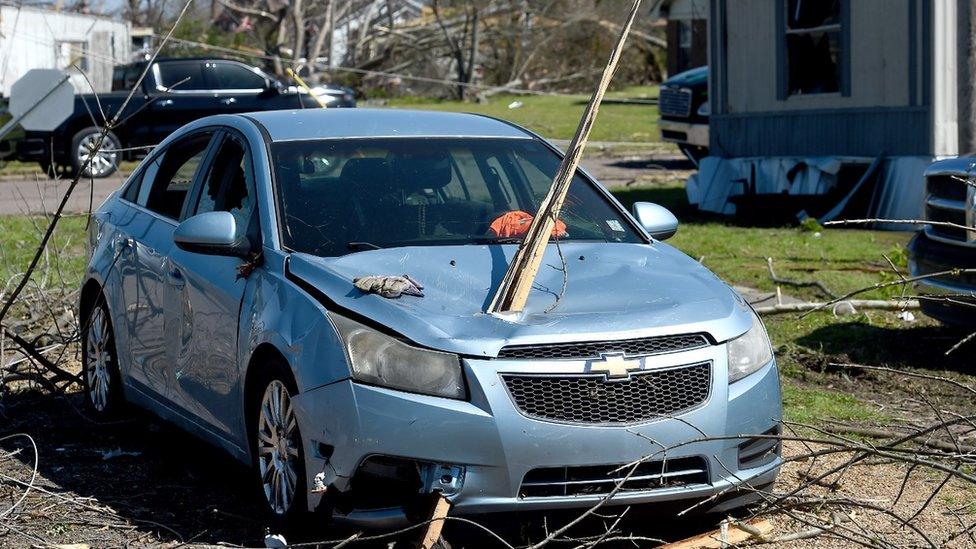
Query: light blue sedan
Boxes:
[{"xmin": 81, "ymin": 109, "xmax": 782, "ymax": 529}]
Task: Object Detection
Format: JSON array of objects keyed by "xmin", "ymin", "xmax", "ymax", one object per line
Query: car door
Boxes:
[
  {"xmin": 116, "ymin": 131, "xmax": 217, "ymax": 399},
  {"xmin": 206, "ymin": 61, "xmax": 270, "ymax": 113},
  {"xmin": 150, "ymin": 61, "xmax": 221, "ymax": 143},
  {"xmin": 164, "ymin": 130, "xmax": 258, "ymax": 441}
]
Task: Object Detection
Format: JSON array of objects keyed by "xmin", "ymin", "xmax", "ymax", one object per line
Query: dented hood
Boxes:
[{"xmin": 288, "ymin": 242, "xmax": 752, "ymax": 357}]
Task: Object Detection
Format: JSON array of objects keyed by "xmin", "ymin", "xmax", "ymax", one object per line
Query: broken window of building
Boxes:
[
  {"xmin": 55, "ymin": 40, "xmax": 88, "ymax": 72},
  {"xmin": 784, "ymin": 0, "xmax": 842, "ymax": 95}
]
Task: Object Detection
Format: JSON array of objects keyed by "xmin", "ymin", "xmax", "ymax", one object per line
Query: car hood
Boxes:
[{"xmin": 287, "ymin": 242, "xmax": 752, "ymax": 357}]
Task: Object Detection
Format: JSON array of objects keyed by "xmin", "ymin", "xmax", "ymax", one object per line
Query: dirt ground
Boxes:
[{"xmin": 1, "ymin": 357, "xmax": 974, "ymax": 548}]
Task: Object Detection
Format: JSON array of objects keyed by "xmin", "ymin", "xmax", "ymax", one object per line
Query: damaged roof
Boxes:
[{"xmin": 246, "ymin": 108, "xmax": 533, "ymax": 141}]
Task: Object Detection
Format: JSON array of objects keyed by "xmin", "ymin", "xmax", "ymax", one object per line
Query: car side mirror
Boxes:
[
  {"xmin": 631, "ymin": 202, "xmax": 679, "ymax": 240},
  {"xmin": 174, "ymin": 211, "xmax": 250, "ymax": 256}
]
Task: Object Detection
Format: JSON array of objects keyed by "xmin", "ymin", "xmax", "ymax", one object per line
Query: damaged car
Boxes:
[{"xmin": 80, "ymin": 108, "xmax": 782, "ymax": 530}]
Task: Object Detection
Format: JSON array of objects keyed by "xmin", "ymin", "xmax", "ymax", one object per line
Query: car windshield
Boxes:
[{"xmin": 271, "ymin": 137, "xmax": 643, "ymax": 256}]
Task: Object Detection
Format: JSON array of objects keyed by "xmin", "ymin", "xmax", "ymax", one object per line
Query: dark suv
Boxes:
[
  {"xmin": 14, "ymin": 58, "xmax": 355, "ymax": 178},
  {"xmin": 658, "ymin": 66, "xmax": 709, "ymax": 165},
  {"xmin": 907, "ymin": 158, "xmax": 976, "ymax": 326}
]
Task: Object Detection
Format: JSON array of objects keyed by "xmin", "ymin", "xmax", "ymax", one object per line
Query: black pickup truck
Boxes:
[{"xmin": 14, "ymin": 58, "xmax": 355, "ymax": 178}]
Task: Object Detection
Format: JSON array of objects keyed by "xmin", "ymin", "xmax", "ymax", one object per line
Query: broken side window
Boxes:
[{"xmin": 784, "ymin": 0, "xmax": 843, "ymax": 96}]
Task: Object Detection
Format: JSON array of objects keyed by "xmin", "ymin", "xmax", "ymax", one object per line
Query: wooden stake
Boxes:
[
  {"xmin": 419, "ymin": 494, "xmax": 451, "ymax": 549},
  {"xmin": 660, "ymin": 518, "xmax": 774, "ymax": 549},
  {"xmin": 487, "ymin": 0, "xmax": 645, "ymax": 315}
]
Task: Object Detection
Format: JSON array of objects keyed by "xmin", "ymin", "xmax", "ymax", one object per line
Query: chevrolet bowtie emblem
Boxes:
[{"xmin": 587, "ymin": 353, "xmax": 642, "ymax": 379}]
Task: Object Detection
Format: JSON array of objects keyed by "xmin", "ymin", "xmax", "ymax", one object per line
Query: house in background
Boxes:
[
  {"xmin": 650, "ymin": 0, "xmax": 708, "ymax": 77},
  {"xmin": 0, "ymin": 5, "xmax": 130, "ymax": 95},
  {"xmin": 691, "ymin": 0, "xmax": 973, "ymax": 225}
]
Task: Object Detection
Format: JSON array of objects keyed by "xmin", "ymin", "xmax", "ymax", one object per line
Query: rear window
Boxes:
[
  {"xmin": 112, "ymin": 63, "xmax": 144, "ymax": 91},
  {"xmin": 156, "ymin": 62, "xmax": 206, "ymax": 91}
]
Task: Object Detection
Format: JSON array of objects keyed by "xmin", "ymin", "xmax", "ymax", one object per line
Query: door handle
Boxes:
[
  {"xmin": 166, "ymin": 267, "xmax": 185, "ymax": 289},
  {"xmin": 220, "ymin": 97, "xmax": 236, "ymax": 105},
  {"xmin": 158, "ymin": 98, "xmax": 174, "ymax": 106},
  {"xmin": 117, "ymin": 236, "xmax": 134, "ymax": 254}
]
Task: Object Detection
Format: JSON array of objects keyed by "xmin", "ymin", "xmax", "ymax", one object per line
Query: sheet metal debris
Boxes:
[{"xmin": 353, "ymin": 274, "xmax": 425, "ymax": 298}]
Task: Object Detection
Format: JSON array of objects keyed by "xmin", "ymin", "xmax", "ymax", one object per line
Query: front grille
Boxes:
[
  {"xmin": 497, "ymin": 333, "xmax": 709, "ymax": 361},
  {"xmin": 925, "ymin": 174, "xmax": 973, "ymax": 243},
  {"xmin": 929, "ymin": 175, "xmax": 968, "ymax": 202},
  {"xmin": 502, "ymin": 362, "xmax": 711, "ymax": 424},
  {"xmin": 659, "ymin": 86, "xmax": 692, "ymax": 117},
  {"xmin": 520, "ymin": 456, "xmax": 709, "ymax": 498}
]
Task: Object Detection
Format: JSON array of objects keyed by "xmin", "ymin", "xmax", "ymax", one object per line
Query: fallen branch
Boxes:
[
  {"xmin": 755, "ymin": 299, "xmax": 919, "ymax": 315},
  {"xmin": 820, "ymin": 422, "xmax": 976, "ymax": 454},
  {"xmin": 766, "ymin": 257, "xmax": 837, "ymax": 299},
  {"xmin": 825, "ymin": 218, "xmax": 976, "ymax": 233}
]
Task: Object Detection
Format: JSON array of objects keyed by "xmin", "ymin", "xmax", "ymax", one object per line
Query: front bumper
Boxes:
[
  {"xmin": 292, "ymin": 343, "xmax": 782, "ymax": 526},
  {"xmin": 908, "ymin": 231, "xmax": 976, "ymax": 326},
  {"xmin": 659, "ymin": 119, "xmax": 709, "ymax": 148}
]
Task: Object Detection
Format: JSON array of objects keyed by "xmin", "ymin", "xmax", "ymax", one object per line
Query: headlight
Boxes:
[
  {"xmin": 727, "ymin": 311, "xmax": 773, "ymax": 383},
  {"xmin": 697, "ymin": 102, "xmax": 710, "ymax": 116},
  {"xmin": 329, "ymin": 313, "xmax": 466, "ymax": 399}
]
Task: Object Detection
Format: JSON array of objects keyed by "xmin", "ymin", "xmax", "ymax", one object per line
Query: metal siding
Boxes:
[
  {"xmin": 711, "ymin": 107, "xmax": 931, "ymax": 157},
  {"xmin": 724, "ymin": 0, "xmax": 913, "ymax": 112}
]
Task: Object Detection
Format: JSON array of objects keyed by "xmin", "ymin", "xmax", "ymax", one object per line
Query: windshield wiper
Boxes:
[
  {"xmin": 472, "ymin": 237, "xmax": 525, "ymax": 244},
  {"xmin": 347, "ymin": 241, "xmax": 383, "ymax": 251}
]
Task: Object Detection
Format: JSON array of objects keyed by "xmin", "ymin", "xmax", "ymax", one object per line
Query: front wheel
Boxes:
[
  {"xmin": 251, "ymin": 367, "xmax": 309, "ymax": 526},
  {"xmin": 71, "ymin": 127, "xmax": 121, "ymax": 178},
  {"xmin": 81, "ymin": 301, "xmax": 125, "ymax": 416}
]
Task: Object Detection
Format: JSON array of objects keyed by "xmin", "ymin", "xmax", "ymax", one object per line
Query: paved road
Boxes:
[
  {"xmin": 0, "ymin": 172, "xmax": 126, "ymax": 215},
  {"xmin": 0, "ymin": 151, "xmax": 692, "ymax": 215}
]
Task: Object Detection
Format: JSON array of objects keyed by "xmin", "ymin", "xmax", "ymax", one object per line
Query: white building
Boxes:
[{"xmin": 0, "ymin": 5, "xmax": 130, "ymax": 96}]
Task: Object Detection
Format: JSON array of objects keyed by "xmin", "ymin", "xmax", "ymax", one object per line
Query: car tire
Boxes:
[
  {"xmin": 249, "ymin": 359, "xmax": 310, "ymax": 530},
  {"xmin": 71, "ymin": 127, "xmax": 121, "ymax": 178},
  {"xmin": 81, "ymin": 299, "xmax": 125, "ymax": 417}
]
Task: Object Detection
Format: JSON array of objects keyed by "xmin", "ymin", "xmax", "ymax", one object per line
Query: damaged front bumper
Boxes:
[{"xmin": 292, "ymin": 343, "xmax": 782, "ymax": 528}]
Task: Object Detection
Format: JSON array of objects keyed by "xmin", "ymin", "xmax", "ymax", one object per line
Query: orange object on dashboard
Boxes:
[{"xmin": 489, "ymin": 210, "xmax": 567, "ymax": 238}]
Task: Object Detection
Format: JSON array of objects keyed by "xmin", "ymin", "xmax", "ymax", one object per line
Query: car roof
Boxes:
[{"xmin": 244, "ymin": 108, "xmax": 534, "ymax": 142}]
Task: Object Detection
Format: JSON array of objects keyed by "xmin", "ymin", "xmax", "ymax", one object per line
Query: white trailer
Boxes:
[{"xmin": 0, "ymin": 5, "xmax": 130, "ymax": 96}]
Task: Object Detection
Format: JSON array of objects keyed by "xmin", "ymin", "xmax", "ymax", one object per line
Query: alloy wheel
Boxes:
[
  {"xmin": 76, "ymin": 133, "xmax": 118, "ymax": 177},
  {"xmin": 257, "ymin": 380, "xmax": 300, "ymax": 516},
  {"xmin": 85, "ymin": 306, "xmax": 113, "ymax": 412}
]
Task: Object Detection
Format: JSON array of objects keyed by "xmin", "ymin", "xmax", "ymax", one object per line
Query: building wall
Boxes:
[
  {"xmin": 666, "ymin": 19, "xmax": 707, "ymax": 76},
  {"xmin": 709, "ymin": 0, "xmax": 936, "ymax": 158},
  {"xmin": 0, "ymin": 6, "xmax": 131, "ymax": 96}
]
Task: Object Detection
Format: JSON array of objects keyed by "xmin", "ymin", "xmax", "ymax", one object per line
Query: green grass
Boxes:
[
  {"xmin": 0, "ymin": 215, "xmax": 89, "ymax": 291},
  {"xmin": 386, "ymin": 85, "xmax": 661, "ymax": 143},
  {"xmin": 782, "ymin": 384, "xmax": 884, "ymax": 425},
  {"xmin": 612, "ymin": 183, "xmax": 913, "ymax": 303}
]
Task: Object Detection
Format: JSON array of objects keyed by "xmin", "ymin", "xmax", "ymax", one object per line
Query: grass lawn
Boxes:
[
  {"xmin": 0, "ymin": 215, "xmax": 89, "ymax": 294},
  {"xmin": 386, "ymin": 85, "xmax": 661, "ymax": 143}
]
